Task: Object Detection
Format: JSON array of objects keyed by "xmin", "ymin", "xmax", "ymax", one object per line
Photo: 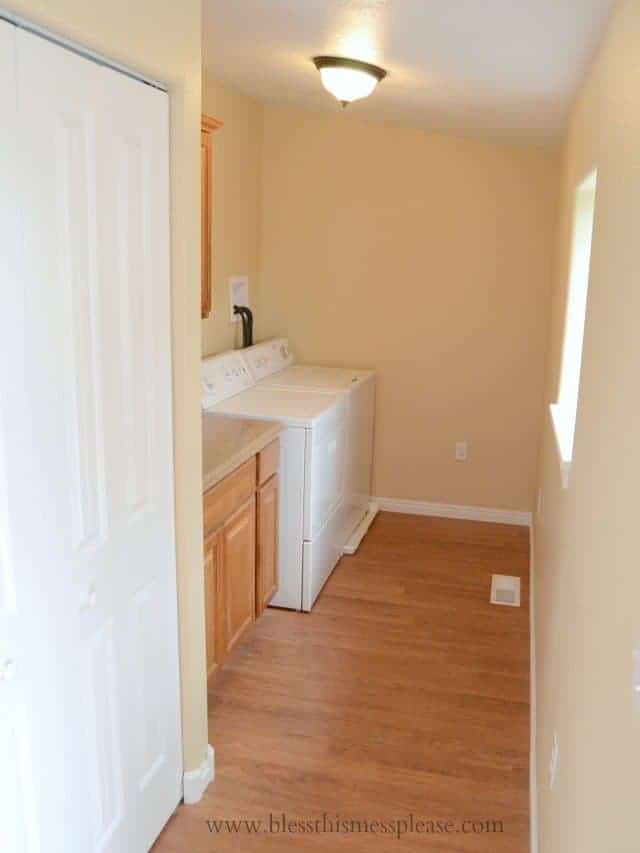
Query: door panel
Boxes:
[
  {"xmin": 304, "ymin": 400, "xmax": 347, "ymax": 539},
  {"xmin": 302, "ymin": 499, "xmax": 346, "ymax": 612},
  {"xmin": 84, "ymin": 623, "xmax": 125, "ymax": 850},
  {"xmin": 57, "ymin": 112, "xmax": 108, "ymax": 551},
  {"xmin": 204, "ymin": 533, "xmax": 221, "ymax": 676},
  {"xmin": 270, "ymin": 427, "xmax": 305, "ymax": 610},
  {"xmin": 200, "ymin": 129, "xmax": 212, "ymax": 318},
  {"xmin": 115, "ymin": 135, "xmax": 153, "ymax": 516},
  {"xmin": 0, "ymin": 702, "xmax": 40, "ymax": 853},
  {"xmin": 257, "ymin": 475, "xmax": 279, "ymax": 615},
  {"xmin": 134, "ymin": 580, "xmax": 169, "ymax": 790},
  {"xmin": 0, "ymin": 22, "xmax": 181, "ymax": 853},
  {"xmin": 343, "ymin": 377, "xmax": 375, "ymax": 536},
  {"xmin": 221, "ymin": 497, "xmax": 256, "ymax": 655}
]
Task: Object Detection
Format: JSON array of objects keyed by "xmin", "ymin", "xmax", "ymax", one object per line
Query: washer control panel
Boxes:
[
  {"xmin": 242, "ymin": 338, "xmax": 293, "ymax": 381},
  {"xmin": 201, "ymin": 351, "xmax": 255, "ymax": 409}
]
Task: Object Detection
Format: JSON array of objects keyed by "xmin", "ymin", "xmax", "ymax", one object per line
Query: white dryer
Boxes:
[
  {"xmin": 240, "ymin": 338, "xmax": 378, "ymax": 553},
  {"xmin": 201, "ymin": 351, "xmax": 349, "ymax": 611}
]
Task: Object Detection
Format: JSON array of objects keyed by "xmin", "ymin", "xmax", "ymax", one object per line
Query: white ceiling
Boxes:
[{"xmin": 203, "ymin": 0, "xmax": 615, "ymax": 142}]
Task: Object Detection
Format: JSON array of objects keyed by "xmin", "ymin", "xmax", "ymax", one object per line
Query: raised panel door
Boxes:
[
  {"xmin": 220, "ymin": 497, "xmax": 256, "ymax": 658},
  {"xmin": 256, "ymin": 475, "xmax": 279, "ymax": 616}
]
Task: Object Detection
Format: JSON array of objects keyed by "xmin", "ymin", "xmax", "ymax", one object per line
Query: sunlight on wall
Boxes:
[{"xmin": 550, "ymin": 168, "xmax": 597, "ymax": 487}]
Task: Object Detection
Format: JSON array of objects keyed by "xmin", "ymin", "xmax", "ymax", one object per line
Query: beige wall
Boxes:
[
  {"xmin": 7, "ymin": 1, "xmax": 207, "ymax": 773},
  {"xmin": 259, "ymin": 106, "xmax": 558, "ymax": 511},
  {"xmin": 534, "ymin": 2, "xmax": 640, "ymax": 850},
  {"xmin": 202, "ymin": 73, "xmax": 263, "ymax": 356}
]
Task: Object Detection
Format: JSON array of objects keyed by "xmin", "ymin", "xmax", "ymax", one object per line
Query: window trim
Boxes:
[{"xmin": 549, "ymin": 167, "xmax": 597, "ymax": 490}]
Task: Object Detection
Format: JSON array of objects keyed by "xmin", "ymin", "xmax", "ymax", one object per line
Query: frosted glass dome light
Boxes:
[{"xmin": 313, "ymin": 56, "xmax": 387, "ymax": 107}]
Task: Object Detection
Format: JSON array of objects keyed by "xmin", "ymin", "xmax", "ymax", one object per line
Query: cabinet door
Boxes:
[
  {"xmin": 219, "ymin": 496, "xmax": 256, "ymax": 659},
  {"xmin": 200, "ymin": 128, "xmax": 211, "ymax": 318},
  {"xmin": 200, "ymin": 115, "xmax": 222, "ymax": 319},
  {"xmin": 203, "ymin": 532, "xmax": 222, "ymax": 678},
  {"xmin": 256, "ymin": 474, "xmax": 279, "ymax": 616}
]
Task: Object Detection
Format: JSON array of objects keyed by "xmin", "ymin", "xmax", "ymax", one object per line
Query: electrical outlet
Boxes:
[
  {"xmin": 548, "ymin": 731, "xmax": 559, "ymax": 790},
  {"xmin": 455, "ymin": 441, "xmax": 468, "ymax": 461}
]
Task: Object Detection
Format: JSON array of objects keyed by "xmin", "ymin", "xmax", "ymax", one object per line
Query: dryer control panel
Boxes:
[
  {"xmin": 242, "ymin": 338, "xmax": 294, "ymax": 381},
  {"xmin": 201, "ymin": 351, "xmax": 255, "ymax": 409}
]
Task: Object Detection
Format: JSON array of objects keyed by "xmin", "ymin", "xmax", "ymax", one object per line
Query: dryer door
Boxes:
[{"xmin": 303, "ymin": 400, "xmax": 348, "ymax": 540}]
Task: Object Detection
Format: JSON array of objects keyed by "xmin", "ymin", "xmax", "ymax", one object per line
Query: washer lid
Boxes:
[
  {"xmin": 257, "ymin": 364, "xmax": 374, "ymax": 391},
  {"xmin": 205, "ymin": 386, "xmax": 347, "ymax": 428}
]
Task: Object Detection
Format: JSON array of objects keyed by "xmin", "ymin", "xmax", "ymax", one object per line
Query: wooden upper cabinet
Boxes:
[{"xmin": 201, "ymin": 114, "xmax": 222, "ymax": 319}]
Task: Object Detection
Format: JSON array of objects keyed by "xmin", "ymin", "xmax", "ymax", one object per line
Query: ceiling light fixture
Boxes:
[{"xmin": 312, "ymin": 55, "xmax": 387, "ymax": 108}]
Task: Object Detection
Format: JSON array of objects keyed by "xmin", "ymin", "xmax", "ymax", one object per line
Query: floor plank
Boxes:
[{"xmin": 153, "ymin": 512, "xmax": 530, "ymax": 851}]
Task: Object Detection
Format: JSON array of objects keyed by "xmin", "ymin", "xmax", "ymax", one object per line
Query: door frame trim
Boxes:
[{"xmin": 183, "ymin": 745, "xmax": 215, "ymax": 805}]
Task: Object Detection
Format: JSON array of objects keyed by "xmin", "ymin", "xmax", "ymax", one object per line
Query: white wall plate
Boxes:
[
  {"xmin": 490, "ymin": 574, "xmax": 521, "ymax": 607},
  {"xmin": 228, "ymin": 276, "xmax": 249, "ymax": 323}
]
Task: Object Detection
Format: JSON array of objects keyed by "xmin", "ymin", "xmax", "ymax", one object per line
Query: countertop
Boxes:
[{"xmin": 202, "ymin": 413, "xmax": 282, "ymax": 493}]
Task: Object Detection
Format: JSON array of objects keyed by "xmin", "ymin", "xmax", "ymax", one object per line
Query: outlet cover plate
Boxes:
[
  {"xmin": 490, "ymin": 574, "xmax": 521, "ymax": 607},
  {"xmin": 229, "ymin": 276, "xmax": 249, "ymax": 324}
]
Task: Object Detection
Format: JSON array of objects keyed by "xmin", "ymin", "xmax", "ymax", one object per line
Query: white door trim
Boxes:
[{"xmin": 183, "ymin": 745, "xmax": 215, "ymax": 805}]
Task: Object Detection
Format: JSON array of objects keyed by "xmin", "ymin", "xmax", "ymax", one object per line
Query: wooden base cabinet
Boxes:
[
  {"xmin": 202, "ymin": 440, "xmax": 279, "ymax": 677},
  {"xmin": 256, "ymin": 474, "xmax": 279, "ymax": 616},
  {"xmin": 203, "ymin": 497, "xmax": 256, "ymax": 671}
]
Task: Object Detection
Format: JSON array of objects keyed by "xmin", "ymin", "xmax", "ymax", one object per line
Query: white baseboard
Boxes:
[
  {"xmin": 373, "ymin": 496, "xmax": 532, "ymax": 528},
  {"xmin": 342, "ymin": 502, "xmax": 379, "ymax": 554},
  {"xmin": 529, "ymin": 527, "xmax": 538, "ymax": 853},
  {"xmin": 183, "ymin": 744, "xmax": 214, "ymax": 805}
]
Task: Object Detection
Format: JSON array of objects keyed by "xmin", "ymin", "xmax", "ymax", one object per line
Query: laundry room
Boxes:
[
  {"xmin": 189, "ymin": 2, "xmax": 624, "ymax": 849},
  {"xmin": 4, "ymin": 1, "xmax": 638, "ymax": 851}
]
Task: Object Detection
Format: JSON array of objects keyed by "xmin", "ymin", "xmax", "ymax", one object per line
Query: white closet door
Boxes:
[
  {"xmin": 0, "ymin": 21, "xmax": 43, "ymax": 853},
  {"xmin": 0, "ymin": 20, "xmax": 182, "ymax": 853}
]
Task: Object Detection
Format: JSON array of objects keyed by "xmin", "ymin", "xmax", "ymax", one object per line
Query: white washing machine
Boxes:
[
  {"xmin": 201, "ymin": 350, "xmax": 350, "ymax": 611},
  {"xmin": 240, "ymin": 338, "xmax": 378, "ymax": 553}
]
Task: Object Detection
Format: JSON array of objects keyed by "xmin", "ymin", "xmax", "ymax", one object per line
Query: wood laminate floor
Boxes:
[{"xmin": 154, "ymin": 512, "xmax": 530, "ymax": 851}]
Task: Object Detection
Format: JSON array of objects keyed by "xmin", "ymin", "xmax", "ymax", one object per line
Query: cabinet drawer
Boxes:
[
  {"xmin": 257, "ymin": 439, "xmax": 279, "ymax": 485},
  {"xmin": 203, "ymin": 456, "xmax": 256, "ymax": 537}
]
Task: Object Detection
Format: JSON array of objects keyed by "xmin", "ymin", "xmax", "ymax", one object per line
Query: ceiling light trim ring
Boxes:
[{"xmin": 312, "ymin": 55, "xmax": 387, "ymax": 82}]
